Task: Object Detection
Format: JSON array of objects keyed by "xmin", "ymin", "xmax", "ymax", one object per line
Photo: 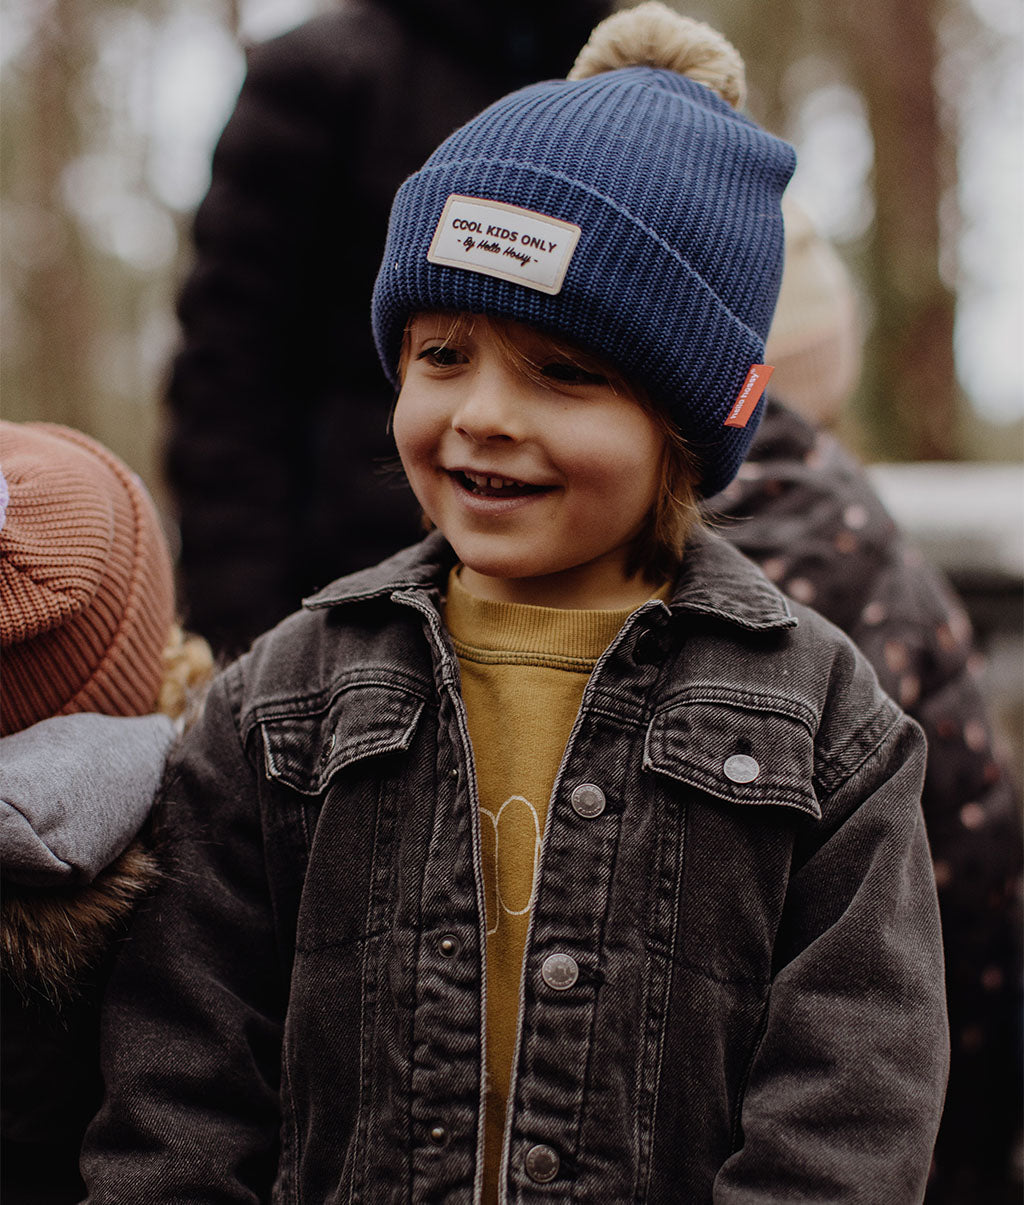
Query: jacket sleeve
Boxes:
[
  {"xmin": 81, "ymin": 665, "xmax": 284, "ymax": 1202},
  {"xmin": 164, "ymin": 25, "xmax": 362, "ymax": 655},
  {"xmin": 715, "ymin": 703, "xmax": 949, "ymax": 1203}
]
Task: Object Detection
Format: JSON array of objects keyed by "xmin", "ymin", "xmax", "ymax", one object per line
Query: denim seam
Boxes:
[
  {"xmin": 730, "ymin": 993, "xmax": 773, "ymax": 1149},
  {"xmin": 569, "ymin": 733, "xmax": 630, "ymax": 1202},
  {"xmin": 650, "ymin": 687, "xmax": 817, "ymax": 730},
  {"xmin": 405, "ymin": 832, "xmax": 422, "ymax": 1205},
  {"xmin": 643, "ymin": 933, "xmax": 773, "ymax": 988},
  {"xmin": 814, "ymin": 703, "xmax": 903, "ymax": 796},
  {"xmin": 636, "ymin": 782, "xmax": 686, "ymax": 1203},
  {"xmin": 240, "ymin": 670, "xmax": 431, "ymax": 737},
  {"xmin": 578, "ymin": 699, "xmax": 652, "ymax": 728},
  {"xmin": 294, "ymin": 925, "xmax": 391, "ymax": 955},
  {"xmin": 278, "ymin": 1028, "xmax": 301, "ymax": 1205},
  {"xmin": 262, "ymin": 707, "xmax": 425, "ymax": 795},
  {"xmin": 648, "ymin": 769, "xmax": 817, "ymax": 815},
  {"xmin": 350, "ymin": 779, "xmax": 391, "ymax": 1204}
]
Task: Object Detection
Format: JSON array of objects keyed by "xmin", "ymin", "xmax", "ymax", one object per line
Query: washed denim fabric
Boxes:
[{"xmin": 82, "ymin": 531, "xmax": 948, "ymax": 1203}]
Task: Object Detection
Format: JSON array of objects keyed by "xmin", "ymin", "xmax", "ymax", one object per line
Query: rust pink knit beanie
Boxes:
[{"xmin": 0, "ymin": 422, "xmax": 174, "ymax": 735}]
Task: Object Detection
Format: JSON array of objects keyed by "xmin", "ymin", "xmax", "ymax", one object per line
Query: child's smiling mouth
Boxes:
[{"xmin": 448, "ymin": 469, "xmax": 551, "ymax": 499}]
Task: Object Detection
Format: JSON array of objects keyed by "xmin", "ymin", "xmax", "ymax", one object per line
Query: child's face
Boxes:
[{"xmin": 393, "ymin": 314, "xmax": 666, "ymax": 609}]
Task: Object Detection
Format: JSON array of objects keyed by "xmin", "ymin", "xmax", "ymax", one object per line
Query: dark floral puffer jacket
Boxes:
[{"xmin": 714, "ymin": 398, "xmax": 1022, "ymax": 1205}]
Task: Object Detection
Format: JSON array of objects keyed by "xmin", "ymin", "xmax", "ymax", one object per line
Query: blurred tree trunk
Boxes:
[
  {"xmin": 838, "ymin": 0, "xmax": 960, "ymax": 460},
  {"xmin": 8, "ymin": 0, "xmax": 94, "ymax": 431}
]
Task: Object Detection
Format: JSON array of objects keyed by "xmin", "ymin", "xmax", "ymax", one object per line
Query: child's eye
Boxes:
[
  {"xmin": 416, "ymin": 345, "xmax": 466, "ymax": 368},
  {"xmin": 541, "ymin": 362, "xmax": 609, "ymax": 387}
]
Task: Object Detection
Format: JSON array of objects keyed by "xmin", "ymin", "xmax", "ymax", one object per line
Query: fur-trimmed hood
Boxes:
[
  {"xmin": 3, "ymin": 841, "xmax": 161, "ymax": 1004},
  {"xmin": 1, "ymin": 713, "xmax": 174, "ymax": 1003}
]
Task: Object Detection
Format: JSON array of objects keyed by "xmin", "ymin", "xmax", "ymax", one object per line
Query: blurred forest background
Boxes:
[{"xmin": 2, "ymin": 0, "xmax": 1022, "ymax": 503}]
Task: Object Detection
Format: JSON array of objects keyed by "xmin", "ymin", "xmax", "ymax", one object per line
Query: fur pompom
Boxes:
[{"xmin": 569, "ymin": 1, "xmax": 746, "ymax": 111}]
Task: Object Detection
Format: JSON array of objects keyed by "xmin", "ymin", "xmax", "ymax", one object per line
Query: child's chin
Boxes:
[
  {"xmin": 457, "ymin": 558, "xmax": 530, "ymax": 584},
  {"xmin": 452, "ymin": 549, "xmax": 554, "ymax": 580}
]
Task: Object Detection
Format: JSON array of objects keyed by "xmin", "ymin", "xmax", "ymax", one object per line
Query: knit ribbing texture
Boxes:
[
  {"xmin": 0, "ymin": 423, "xmax": 174, "ymax": 734},
  {"xmin": 372, "ymin": 67, "xmax": 796, "ymax": 496}
]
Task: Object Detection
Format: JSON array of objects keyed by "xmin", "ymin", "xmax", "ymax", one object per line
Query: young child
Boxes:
[
  {"xmin": 0, "ymin": 421, "xmax": 213, "ymax": 1203},
  {"xmin": 83, "ymin": 5, "xmax": 948, "ymax": 1200}
]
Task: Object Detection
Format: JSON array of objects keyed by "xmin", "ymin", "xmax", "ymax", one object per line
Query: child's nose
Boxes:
[{"xmin": 451, "ymin": 370, "xmax": 520, "ymax": 443}]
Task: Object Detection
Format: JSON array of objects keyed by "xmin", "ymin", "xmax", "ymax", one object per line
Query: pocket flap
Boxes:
[
  {"xmin": 645, "ymin": 695, "xmax": 820, "ymax": 819},
  {"xmin": 260, "ymin": 684, "xmax": 425, "ymax": 795}
]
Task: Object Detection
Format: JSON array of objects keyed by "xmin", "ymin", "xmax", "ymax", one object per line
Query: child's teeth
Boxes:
[{"xmin": 463, "ymin": 471, "xmax": 524, "ymax": 489}]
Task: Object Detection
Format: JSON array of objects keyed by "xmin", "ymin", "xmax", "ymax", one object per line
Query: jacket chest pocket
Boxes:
[
  {"xmin": 644, "ymin": 694, "xmax": 819, "ymax": 984},
  {"xmin": 256, "ymin": 682, "xmax": 428, "ymax": 953},
  {"xmin": 260, "ymin": 682, "xmax": 425, "ymax": 797}
]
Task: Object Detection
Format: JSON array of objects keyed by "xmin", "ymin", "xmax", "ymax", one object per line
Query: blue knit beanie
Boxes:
[{"xmin": 371, "ymin": 8, "xmax": 796, "ymax": 497}]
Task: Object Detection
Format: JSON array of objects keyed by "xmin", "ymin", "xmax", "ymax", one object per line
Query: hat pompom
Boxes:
[{"xmin": 568, "ymin": 1, "xmax": 746, "ymax": 110}]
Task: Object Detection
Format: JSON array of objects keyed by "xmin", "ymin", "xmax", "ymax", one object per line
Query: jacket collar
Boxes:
[
  {"xmin": 665, "ymin": 527, "xmax": 796, "ymax": 632},
  {"xmin": 304, "ymin": 528, "xmax": 795, "ymax": 634}
]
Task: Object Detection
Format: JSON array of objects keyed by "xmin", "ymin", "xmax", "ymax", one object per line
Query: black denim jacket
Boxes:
[{"xmin": 82, "ymin": 531, "xmax": 948, "ymax": 1203}]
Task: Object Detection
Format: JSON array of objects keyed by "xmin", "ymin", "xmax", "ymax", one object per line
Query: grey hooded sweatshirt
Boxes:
[{"xmin": 1, "ymin": 712, "xmax": 174, "ymax": 1205}]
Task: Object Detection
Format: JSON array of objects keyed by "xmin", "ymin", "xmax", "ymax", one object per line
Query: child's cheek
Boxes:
[
  {"xmin": 391, "ymin": 399, "xmax": 441, "ymax": 521},
  {"xmin": 392, "ymin": 394, "xmax": 425, "ymax": 467}
]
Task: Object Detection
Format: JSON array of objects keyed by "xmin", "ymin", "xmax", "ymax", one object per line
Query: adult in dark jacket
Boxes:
[
  {"xmin": 166, "ymin": 7, "xmax": 1020, "ymax": 1198},
  {"xmin": 166, "ymin": 0, "xmax": 614, "ymax": 656}
]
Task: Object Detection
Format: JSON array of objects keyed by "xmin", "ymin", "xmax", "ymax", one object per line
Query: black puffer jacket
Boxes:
[
  {"xmin": 166, "ymin": 0, "xmax": 613, "ymax": 655},
  {"xmin": 717, "ymin": 399, "xmax": 1023, "ymax": 1204}
]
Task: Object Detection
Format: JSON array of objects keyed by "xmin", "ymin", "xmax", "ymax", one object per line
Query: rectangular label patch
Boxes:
[
  {"xmin": 724, "ymin": 364, "xmax": 774, "ymax": 428},
  {"xmin": 427, "ymin": 195, "xmax": 581, "ymax": 296}
]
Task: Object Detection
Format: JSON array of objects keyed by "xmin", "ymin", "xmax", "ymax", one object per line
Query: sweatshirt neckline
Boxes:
[{"xmin": 444, "ymin": 567, "xmax": 667, "ymax": 663}]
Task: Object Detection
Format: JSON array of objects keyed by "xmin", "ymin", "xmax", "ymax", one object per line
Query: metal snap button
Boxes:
[
  {"xmin": 541, "ymin": 952, "xmax": 579, "ymax": 990},
  {"xmin": 723, "ymin": 753, "xmax": 760, "ymax": 783},
  {"xmin": 428, "ymin": 1124, "xmax": 447, "ymax": 1145},
  {"xmin": 438, "ymin": 934, "xmax": 460, "ymax": 957},
  {"xmin": 525, "ymin": 1143, "xmax": 560, "ymax": 1182},
  {"xmin": 570, "ymin": 782, "xmax": 606, "ymax": 818}
]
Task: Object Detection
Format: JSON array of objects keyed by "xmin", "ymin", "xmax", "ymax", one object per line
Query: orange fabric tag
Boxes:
[{"xmin": 723, "ymin": 365, "xmax": 774, "ymax": 429}]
